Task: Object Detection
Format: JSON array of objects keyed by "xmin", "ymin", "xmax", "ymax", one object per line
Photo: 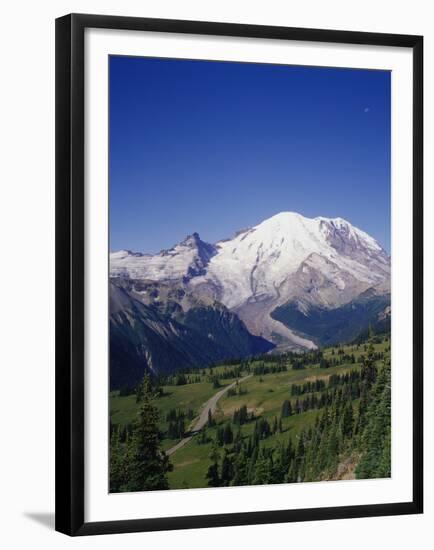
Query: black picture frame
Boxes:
[{"xmin": 55, "ymin": 13, "xmax": 423, "ymax": 536}]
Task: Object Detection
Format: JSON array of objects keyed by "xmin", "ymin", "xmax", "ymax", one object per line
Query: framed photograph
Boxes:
[{"xmin": 55, "ymin": 13, "xmax": 423, "ymax": 536}]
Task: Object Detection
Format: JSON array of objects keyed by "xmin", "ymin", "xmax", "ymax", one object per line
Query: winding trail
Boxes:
[{"xmin": 166, "ymin": 374, "xmax": 252, "ymax": 456}]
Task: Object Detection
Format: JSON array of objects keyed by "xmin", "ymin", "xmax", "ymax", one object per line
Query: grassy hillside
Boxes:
[{"xmin": 110, "ymin": 335, "xmax": 390, "ymax": 490}]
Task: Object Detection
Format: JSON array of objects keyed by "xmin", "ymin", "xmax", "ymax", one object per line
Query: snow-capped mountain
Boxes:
[
  {"xmin": 110, "ymin": 212, "xmax": 390, "ymax": 351},
  {"xmin": 110, "ymin": 232, "xmax": 217, "ymax": 282}
]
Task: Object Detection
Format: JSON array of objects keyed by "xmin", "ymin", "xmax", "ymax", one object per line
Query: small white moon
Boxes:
[{"xmin": 364, "ymin": 107, "xmax": 370, "ymax": 113}]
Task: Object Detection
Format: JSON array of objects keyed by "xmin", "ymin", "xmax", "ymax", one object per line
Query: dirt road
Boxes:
[{"xmin": 166, "ymin": 374, "xmax": 252, "ymax": 456}]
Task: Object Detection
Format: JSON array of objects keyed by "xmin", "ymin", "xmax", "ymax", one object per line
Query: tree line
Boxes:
[{"xmin": 205, "ymin": 345, "xmax": 390, "ymax": 487}]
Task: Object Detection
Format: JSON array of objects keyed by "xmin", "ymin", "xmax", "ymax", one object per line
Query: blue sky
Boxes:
[{"xmin": 110, "ymin": 56, "xmax": 391, "ymax": 253}]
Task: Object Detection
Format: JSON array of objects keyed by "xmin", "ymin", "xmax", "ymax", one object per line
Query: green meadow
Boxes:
[{"xmin": 110, "ymin": 336, "xmax": 390, "ymax": 489}]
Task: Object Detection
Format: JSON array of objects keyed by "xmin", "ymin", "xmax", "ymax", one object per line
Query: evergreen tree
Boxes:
[
  {"xmin": 206, "ymin": 462, "xmax": 220, "ymax": 487},
  {"xmin": 253, "ymin": 449, "xmax": 272, "ymax": 485},
  {"xmin": 340, "ymin": 401, "xmax": 354, "ymax": 439},
  {"xmin": 206, "ymin": 444, "xmax": 221, "ymax": 487},
  {"xmin": 281, "ymin": 399, "xmax": 292, "ymax": 418},
  {"xmin": 216, "ymin": 425, "xmax": 225, "ymax": 446},
  {"xmin": 223, "ymin": 423, "xmax": 234, "ymax": 445},
  {"xmin": 361, "ymin": 344, "xmax": 377, "ymax": 386},
  {"xmin": 220, "ymin": 451, "xmax": 234, "ymax": 486},
  {"xmin": 135, "ymin": 376, "xmax": 146, "ymax": 402},
  {"xmin": 295, "ymin": 432, "xmax": 306, "ymax": 481},
  {"xmin": 232, "ymin": 448, "xmax": 249, "ymax": 486},
  {"xmin": 356, "ymin": 360, "xmax": 391, "ymax": 478},
  {"xmin": 110, "ymin": 426, "xmax": 126, "ymax": 492},
  {"xmin": 286, "ymin": 458, "xmax": 298, "ymax": 483},
  {"xmin": 125, "ymin": 374, "xmax": 172, "ymax": 492}
]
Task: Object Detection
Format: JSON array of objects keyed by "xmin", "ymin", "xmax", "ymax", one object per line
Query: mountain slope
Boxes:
[
  {"xmin": 271, "ymin": 289, "xmax": 391, "ymax": 347},
  {"xmin": 111, "ymin": 212, "xmax": 390, "ymax": 351},
  {"xmin": 110, "ymin": 280, "xmax": 273, "ymax": 389}
]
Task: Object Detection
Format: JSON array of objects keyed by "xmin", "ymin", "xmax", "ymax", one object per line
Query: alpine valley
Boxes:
[{"xmin": 110, "ymin": 212, "xmax": 390, "ymax": 389}]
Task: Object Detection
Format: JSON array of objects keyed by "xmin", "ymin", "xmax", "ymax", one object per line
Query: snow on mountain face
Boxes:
[
  {"xmin": 110, "ymin": 212, "xmax": 390, "ymax": 350},
  {"xmin": 192, "ymin": 212, "xmax": 389, "ymax": 309},
  {"xmin": 110, "ymin": 233, "xmax": 217, "ymax": 282}
]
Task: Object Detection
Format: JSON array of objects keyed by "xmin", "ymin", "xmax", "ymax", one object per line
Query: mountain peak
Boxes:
[
  {"xmin": 269, "ymin": 211, "xmax": 302, "ymax": 219},
  {"xmin": 263, "ymin": 211, "xmax": 305, "ymax": 225},
  {"xmin": 110, "ymin": 210, "xmax": 389, "ymax": 308},
  {"xmin": 179, "ymin": 232, "xmax": 202, "ymax": 247}
]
